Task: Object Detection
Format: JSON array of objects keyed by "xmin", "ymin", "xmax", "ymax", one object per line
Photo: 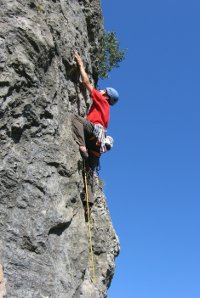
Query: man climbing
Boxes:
[
  {"xmin": 71, "ymin": 52, "xmax": 119, "ymax": 206},
  {"xmin": 72, "ymin": 52, "xmax": 119, "ymax": 158}
]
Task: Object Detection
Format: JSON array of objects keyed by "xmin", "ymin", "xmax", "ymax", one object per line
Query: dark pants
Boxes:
[
  {"xmin": 71, "ymin": 114, "xmax": 98, "ymax": 204},
  {"xmin": 71, "ymin": 114, "xmax": 94, "ymax": 147}
]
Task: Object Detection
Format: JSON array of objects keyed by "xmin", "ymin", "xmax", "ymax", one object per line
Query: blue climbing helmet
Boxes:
[{"xmin": 106, "ymin": 87, "xmax": 119, "ymax": 105}]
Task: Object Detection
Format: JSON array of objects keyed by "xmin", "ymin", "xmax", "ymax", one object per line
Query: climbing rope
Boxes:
[{"xmin": 83, "ymin": 160, "xmax": 96, "ymax": 284}]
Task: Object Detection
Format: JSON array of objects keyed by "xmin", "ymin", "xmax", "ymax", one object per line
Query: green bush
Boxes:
[{"xmin": 98, "ymin": 31, "xmax": 126, "ymax": 79}]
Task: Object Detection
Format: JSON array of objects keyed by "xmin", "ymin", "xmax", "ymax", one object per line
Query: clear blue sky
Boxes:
[{"xmin": 100, "ymin": 1, "xmax": 200, "ymax": 297}]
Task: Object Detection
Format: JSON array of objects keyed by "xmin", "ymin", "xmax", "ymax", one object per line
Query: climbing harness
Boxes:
[
  {"xmin": 83, "ymin": 160, "xmax": 96, "ymax": 284},
  {"xmin": 93, "ymin": 124, "xmax": 107, "ymax": 153},
  {"xmin": 91, "ymin": 125, "xmax": 114, "ymax": 153}
]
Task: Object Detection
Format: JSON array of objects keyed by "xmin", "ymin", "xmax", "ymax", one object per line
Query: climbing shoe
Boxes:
[{"xmin": 79, "ymin": 146, "xmax": 88, "ymax": 159}]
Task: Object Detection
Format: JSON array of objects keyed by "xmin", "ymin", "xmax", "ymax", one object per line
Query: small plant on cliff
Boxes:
[{"xmin": 98, "ymin": 31, "xmax": 126, "ymax": 79}]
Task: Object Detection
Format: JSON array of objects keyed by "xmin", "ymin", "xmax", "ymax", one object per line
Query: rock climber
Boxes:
[
  {"xmin": 71, "ymin": 52, "xmax": 119, "ymax": 205},
  {"xmin": 72, "ymin": 52, "xmax": 119, "ymax": 158}
]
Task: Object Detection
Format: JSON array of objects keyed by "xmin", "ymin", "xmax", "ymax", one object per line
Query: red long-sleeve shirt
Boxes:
[{"xmin": 86, "ymin": 88, "xmax": 110, "ymax": 128}]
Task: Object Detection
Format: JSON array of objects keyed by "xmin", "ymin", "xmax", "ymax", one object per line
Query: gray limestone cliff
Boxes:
[{"xmin": 0, "ymin": 0, "xmax": 120, "ymax": 297}]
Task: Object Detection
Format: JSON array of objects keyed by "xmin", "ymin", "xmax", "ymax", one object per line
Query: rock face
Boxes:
[{"xmin": 0, "ymin": 1, "xmax": 119, "ymax": 297}]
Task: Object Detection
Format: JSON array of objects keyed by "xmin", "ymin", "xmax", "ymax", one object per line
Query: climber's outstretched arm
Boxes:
[{"xmin": 74, "ymin": 52, "xmax": 93, "ymax": 93}]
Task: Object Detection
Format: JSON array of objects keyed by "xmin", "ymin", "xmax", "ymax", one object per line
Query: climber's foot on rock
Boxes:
[{"xmin": 79, "ymin": 146, "xmax": 88, "ymax": 159}]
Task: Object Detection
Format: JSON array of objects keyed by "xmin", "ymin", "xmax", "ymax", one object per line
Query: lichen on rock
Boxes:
[{"xmin": 0, "ymin": 0, "xmax": 120, "ymax": 297}]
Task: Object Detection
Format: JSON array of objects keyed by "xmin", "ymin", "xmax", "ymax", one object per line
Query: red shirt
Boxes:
[{"xmin": 86, "ymin": 88, "xmax": 110, "ymax": 128}]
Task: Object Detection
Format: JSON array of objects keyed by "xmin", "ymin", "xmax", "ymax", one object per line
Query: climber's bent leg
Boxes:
[
  {"xmin": 71, "ymin": 114, "xmax": 94, "ymax": 158},
  {"xmin": 71, "ymin": 114, "xmax": 85, "ymax": 146},
  {"xmin": 71, "ymin": 114, "xmax": 94, "ymax": 146}
]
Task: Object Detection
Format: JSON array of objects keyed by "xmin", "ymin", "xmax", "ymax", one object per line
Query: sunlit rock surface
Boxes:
[{"xmin": 0, "ymin": 1, "xmax": 119, "ymax": 297}]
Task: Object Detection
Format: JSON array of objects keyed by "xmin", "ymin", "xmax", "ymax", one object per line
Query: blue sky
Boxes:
[{"xmin": 99, "ymin": 0, "xmax": 200, "ymax": 297}]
